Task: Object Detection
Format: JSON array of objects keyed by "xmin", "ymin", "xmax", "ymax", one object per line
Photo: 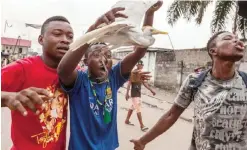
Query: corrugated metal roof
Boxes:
[{"xmin": 1, "ymin": 37, "xmax": 31, "ymax": 47}]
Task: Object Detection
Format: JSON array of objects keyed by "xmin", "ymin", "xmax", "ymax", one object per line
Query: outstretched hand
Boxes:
[
  {"xmin": 88, "ymin": 7, "xmax": 128, "ymax": 32},
  {"xmin": 130, "ymin": 139, "xmax": 146, "ymax": 150},
  {"xmin": 2, "ymin": 87, "xmax": 53, "ymax": 116},
  {"xmin": 139, "ymin": 71, "xmax": 152, "ymax": 81},
  {"xmin": 151, "ymin": 90, "xmax": 156, "ymax": 96}
]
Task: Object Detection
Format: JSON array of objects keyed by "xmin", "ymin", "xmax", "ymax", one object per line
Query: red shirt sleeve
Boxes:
[{"xmin": 1, "ymin": 62, "xmax": 25, "ymax": 92}]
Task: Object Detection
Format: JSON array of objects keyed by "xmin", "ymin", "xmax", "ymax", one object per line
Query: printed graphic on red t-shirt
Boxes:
[{"xmin": 31, "ymin": 85, "xmax": 68, "ymax": 148}]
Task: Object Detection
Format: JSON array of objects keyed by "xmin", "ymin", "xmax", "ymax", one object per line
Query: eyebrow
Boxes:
[
  {"xmin": 223, "ymin": 34, "xmax": 233, "ymax": 38},
  {"xmin": 223, "ymin": 34, "xmax": 239, "ymax": 39},
  {"xmin": 52, "ymin": 29, "xmax": 73, "ymax": 34},
  {"xmin": 52, "ymin": 29, "xmax": 63, "ymax": 32}
]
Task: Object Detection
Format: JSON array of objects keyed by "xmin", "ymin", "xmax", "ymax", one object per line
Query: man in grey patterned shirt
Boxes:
[{"xmin": 130, "ymin": 31, "xmax": 247, "ymax": 150}]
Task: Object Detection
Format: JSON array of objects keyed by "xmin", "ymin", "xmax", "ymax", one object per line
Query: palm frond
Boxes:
[
  {"xmin": 167, "ymin": 0, "xmax": 184, "ymax": 26},
  {"xmin": 237, "ymin": 16, "xmax": 247, "ymax": 40},
  {"xmin": 183, "ymin": 1, "xmax": 201, "ymax": 21},
  {"xmin": 211, "ymin": 0, "xmax": 236, "ymax": 33},
  {"xmin": 195, "ymin": 1, "xmax": 213, "ymax": 24},
  {"xmin": 167, "ymin": 0, "xmax": 212, "ymax": 26}
]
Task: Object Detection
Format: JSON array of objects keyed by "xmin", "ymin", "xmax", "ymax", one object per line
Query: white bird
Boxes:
[{"xmin": 70, "ymin": 0, "xmax": 168, "ymax": 51}]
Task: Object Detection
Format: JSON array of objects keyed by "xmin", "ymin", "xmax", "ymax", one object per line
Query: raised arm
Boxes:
[
  {"xmin": 57, "ymin": 7, "xmax": 128, "ymax": 86},
  {"xmin": 121, "ymin": 1, "xmax": 163, "ymax": 75}
]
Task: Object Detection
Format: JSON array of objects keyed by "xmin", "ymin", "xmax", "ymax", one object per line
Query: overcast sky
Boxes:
[{"xmin": 1, "ymin": 0, "xmax": 234, "ymax": 52}]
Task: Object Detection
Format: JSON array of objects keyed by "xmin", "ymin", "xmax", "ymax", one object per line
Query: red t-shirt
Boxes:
[{"xmin": 2, "ymin": 56, "xmax": 68, "ymax": 150}]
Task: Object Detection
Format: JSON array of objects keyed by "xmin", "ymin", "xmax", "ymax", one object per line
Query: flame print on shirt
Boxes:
[{"xmin": 31, "ymin": 85, "xmax": 68, "ymax": 148}]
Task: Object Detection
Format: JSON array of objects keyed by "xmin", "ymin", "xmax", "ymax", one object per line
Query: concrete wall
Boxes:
[
  {"xmin": 154, "ymin": 50, "xmax": 177, "ymax": 91},
  {"xmin": 154, "ymin": 48, "xmax": 247, "ymax": 91},
  {"xmin": 174, "ymin": 49, "xmax": 211, "ymax": 85},
  {"xmin": 154, "ymin": 48, "xmax": 211, "ymax": 91}
]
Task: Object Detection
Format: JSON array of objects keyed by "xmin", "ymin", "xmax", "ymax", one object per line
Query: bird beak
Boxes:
[{"xmin": 151, "ymin": 28, "xmax": 168, "ymax": 35}]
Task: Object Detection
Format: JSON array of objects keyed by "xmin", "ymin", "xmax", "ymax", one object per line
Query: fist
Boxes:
[{"xmin": 147, "ymin": 0, "xmax": 163, "ymax": 13}]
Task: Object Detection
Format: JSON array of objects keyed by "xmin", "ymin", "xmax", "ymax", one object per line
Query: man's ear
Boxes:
[
  {"xmin": 38, "ymin": 35, "xmax": 44, "ymax": 45},
  {"xmin": 209, "ymin": 48, "xmax": 217, "ymax": 56}
]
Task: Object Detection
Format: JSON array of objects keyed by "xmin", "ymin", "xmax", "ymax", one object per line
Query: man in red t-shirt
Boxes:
[
  {"xmin": 1, "ymin": 8, "xmax": 127, "ymax": 150},
  {"xmin": 1, "ymin": 16, "xmax": 73, "ymax": 150}
]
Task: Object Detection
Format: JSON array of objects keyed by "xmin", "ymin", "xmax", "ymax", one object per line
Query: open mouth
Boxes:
[
  {"xmin": 57, "ymin": 46, "xmax": 69, "ymax": 52},
  {"xmin": 99, "ymin": 66, "xmax": 106, "ymax": 72}
]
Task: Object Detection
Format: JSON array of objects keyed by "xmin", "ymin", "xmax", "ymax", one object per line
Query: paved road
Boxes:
[
  {"xmin": 117, "ymin": 92, "xmax": 193, "ymax": 150},
  {"xmin": 1, "ymin": 91, "xmax": 193, "ymax": 150}
]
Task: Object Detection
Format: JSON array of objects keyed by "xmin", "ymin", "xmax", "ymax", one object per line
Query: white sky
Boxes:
[{"xmin": 1, "ymin": 0, "xmax": 234, "ymax": 53}]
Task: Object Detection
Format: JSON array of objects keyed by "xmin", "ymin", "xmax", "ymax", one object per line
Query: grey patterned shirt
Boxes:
[{"xmin": 175, "ymin": 72, "xmax": 247, "ymax": 150}]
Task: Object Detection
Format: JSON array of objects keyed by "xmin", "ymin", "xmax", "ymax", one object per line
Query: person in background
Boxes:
[{"xmin": 125, "ymin": 60, "xmax": 156, "ymax": 132}]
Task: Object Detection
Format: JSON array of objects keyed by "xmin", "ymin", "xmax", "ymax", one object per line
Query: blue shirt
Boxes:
[{"xmin": 63, "ymin": 62, "xmax": 129, "ymax": 150}]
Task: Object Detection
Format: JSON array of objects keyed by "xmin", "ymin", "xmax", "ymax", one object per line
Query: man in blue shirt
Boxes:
[{"xmin": 57, "ymin": 2, "xmax": 163, "ymax": 150}]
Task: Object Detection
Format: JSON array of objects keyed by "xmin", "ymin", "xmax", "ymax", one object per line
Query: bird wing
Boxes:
[
  {"xmin": 112, "ymin": 0, "xmax": 159, "ymax": 27},
  {"xmin": 70, "ymin": 0, "xmax": 159, "ymax": 51},
  {"xmin": 70, "ymin": 22, "xmax": 128, "ymax": 51},
  {"xmin": 96, "ymin": 0, "xmax": 159, "ymax": 29}
]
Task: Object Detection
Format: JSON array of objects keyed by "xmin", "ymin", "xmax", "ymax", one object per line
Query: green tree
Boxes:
[{"xmin": 167, "ymin": 0, "xmax": 247, "ymax": 38}]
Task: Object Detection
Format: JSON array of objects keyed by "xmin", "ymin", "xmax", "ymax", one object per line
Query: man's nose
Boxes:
[{"xmin": 61, "ymin": 35, "xmax": 70, "ymax": 44}]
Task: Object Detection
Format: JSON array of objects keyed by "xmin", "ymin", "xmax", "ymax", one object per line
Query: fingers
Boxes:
[
  {"xmin": 17, "ymin": 93, "xmax": 37, "ymax": 113},
  {"xmin": 22, "ymin": 89, "xmax": 44, "ymax": 105},
  {"xmin": 93, "ymin": 7, "xmax": 127, "ymax": 29},
  {"xmin": 102, "ymin": 15, "xmax": 110, "ymax": 24},
  {"xmin": 111, "ymin": 7, "xmax": 125, "ymax": 13},
  {"xmin": 10, "ymin": 99, "xmax": 27, "ymax": 116},
  {"xmin": 105, "ymin": 12, "xmax": 116, "ymax": 23},
  {"xmin": 130, "ymin": 140, "xmax": 141, "ymax": 150},
  {"xmin": 18, "ymin": 87, "xmax": 51, "ymax": 114},
  {"xmin": 101, "ymin": 7, "xmax": 127, "ymax": 24},
  {"xmin": 30, "ymin": 87, "xmax": 52, "ymax": 97},
  {"xmin": 115, "ymin": 13, "xmax": 128, "ymax": 18},
  {"xmin": 139, "ymin": 71, "xmax": 151, "ymax": 74},
  {"xmin": 139, "ymin": 72, "xmax": 151, "ymax": 79},
  {"xmin": 141, "ymin": 75, "xmax": 151, "ymax": 81},
  {"xmin": 141, "ymin": 75, "xmax": 152, "ymax": 78}
]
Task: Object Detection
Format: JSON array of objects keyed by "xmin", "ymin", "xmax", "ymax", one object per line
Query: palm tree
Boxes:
[{"xmin": 167, "ymin": 0, "xmax": 247, "ymax": 39}]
